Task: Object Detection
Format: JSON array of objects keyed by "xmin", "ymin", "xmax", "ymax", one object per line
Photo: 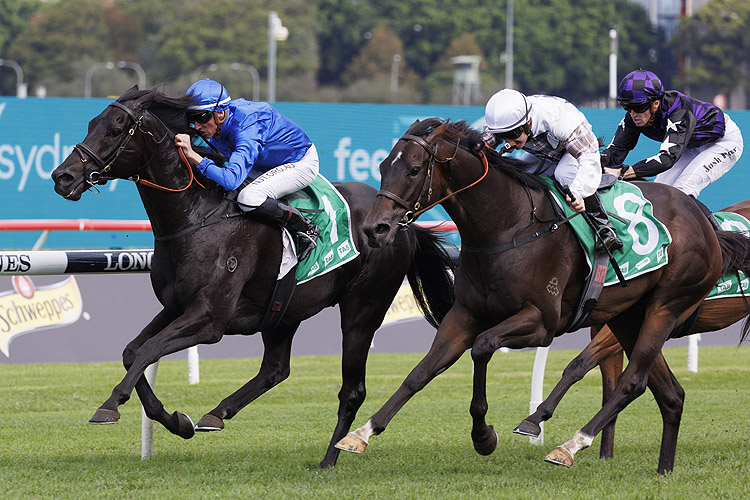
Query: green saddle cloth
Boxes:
[
  {"xmin": 287, "ymin": 175, "xmax": 359, "ymax": 284},
  {"xmin": 707, "ymin": 212, "xmax": 750, "ymax": 299},
  {"xmin": 542, "ymin": 177, "xmax": 672, "ymax": 286}
]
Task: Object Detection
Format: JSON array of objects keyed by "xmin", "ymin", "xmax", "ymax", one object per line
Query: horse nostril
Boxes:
[{"xmin": 55, "ymin": 172, "xmax": 74, "ymax": 185}]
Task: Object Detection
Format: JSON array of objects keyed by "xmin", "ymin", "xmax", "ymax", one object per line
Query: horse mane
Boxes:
[{"xmin": 405, "ymin": 118, "xmax": 549, "ymax": 192}]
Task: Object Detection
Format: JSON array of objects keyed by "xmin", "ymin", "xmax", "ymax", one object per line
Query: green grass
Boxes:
[{"xmin": 1, "ymin": 346, "xmax": 748, "ymax": 499}]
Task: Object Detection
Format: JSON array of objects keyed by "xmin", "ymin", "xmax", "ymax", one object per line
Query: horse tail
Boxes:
[
  {"xmin": 716, "ymin": 230, "xmax": 750, "ymax": 343},
  {"xmin": 406, "ymin": 225, "xmax": 456, "ymax": 328}
]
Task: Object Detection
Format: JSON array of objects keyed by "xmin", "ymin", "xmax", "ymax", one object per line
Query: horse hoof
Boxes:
[
  {"xmin": 173, "ymin": 411, "xmax": 195, "ymax": 439},
  {"xmin": 195, "ymin": 414, "xmax": 224, "ymax": 432},
  {"xmin": 89, "ymin": 408, "xmax": 120, "ymax": 424},
  {"xmin": 544, "ymin": 446, "xmax": 574, "ymax": 467},
  {"xmin": 335, "ymin": 433, "xmax": 368, "ymax": 454},
  {"xmin": 472, "ymin": 426, "xmax": 498, "ymax": 456},
  {"xmin": 513, "ymin": 419, "xmax": 541, "ymax": 438}
]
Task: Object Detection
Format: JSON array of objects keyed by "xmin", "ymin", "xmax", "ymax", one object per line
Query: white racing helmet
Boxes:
[{"xmin": 484, "ymin": 89, "xmax": 531, "ymax": 134}]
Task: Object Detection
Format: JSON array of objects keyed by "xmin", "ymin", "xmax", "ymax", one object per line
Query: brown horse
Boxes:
[
  {"xmin": 334, "ymin": 118, "xmax": 750, "ymax": 474},
  {"xmin": 517, "ymin": 200, "xmax": 750, "ymax": 459},
  {"xmin": 50, "ymin": 88, "xmax": 455, "ymax": 468}
]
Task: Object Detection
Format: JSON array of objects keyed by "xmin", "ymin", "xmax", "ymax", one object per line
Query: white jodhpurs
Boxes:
[
  {"xmin": 654, "ymin": 115, "xmax": 743, "ymax": 197},
  {"xmin": 237, "ymin": 144, "xmax": 320, "ymax": 211}
]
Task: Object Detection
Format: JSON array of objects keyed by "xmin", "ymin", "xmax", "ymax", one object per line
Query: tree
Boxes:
[
  {"xmin": 675, "ymin": 0, "xmax": 750, "ymax": 106},
  {"xmin": 0, "ymin": 0, "xmax": 42, "ymax": 94},
  {"xmin": 510, "ymin": 0, "xmax": 659, "ymax": 105},
  {"xmin": 6, "ymin": 0, "xmax": 112, "ymax": 95}
]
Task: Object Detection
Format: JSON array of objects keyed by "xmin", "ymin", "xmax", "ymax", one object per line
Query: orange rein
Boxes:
[
  {"xmin": 409, "ymin": 146, "xmax": 490, "ymax": 220},
  {"xmin": 133, "ymin": 146, "xmax": 208, "ymax": 192}
]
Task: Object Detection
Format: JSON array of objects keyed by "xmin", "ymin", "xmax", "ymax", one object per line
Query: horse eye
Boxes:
[
  {"xmin": 108, "ymin": 128, "xmax": 123, "ymax": 137},
  {"xmin": 408, "ymin": 165, "xmax": 421, "ymax": 176}
]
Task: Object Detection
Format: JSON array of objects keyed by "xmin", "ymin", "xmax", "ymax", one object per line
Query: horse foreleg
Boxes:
[
  {"xmin": 471, "ymin": 306, "xmax": 548, "ymax": 454},
  {"xmin": 195, "ymin": 325, "xmax": 297, "ymax": 431},
  {"xmin": 514, "ymin": 324, "xmax": 622, "ymax": 439},
  {"xmin": 89, "ymin": 309, "xmax": 174, "ymax": 425},
  {"xmin": 92, "ymin": 307, "xmax": 226, "ymax": 437},
  {"xmin": 335, "ymin": 307, "xmax": 476, "ymax": 454}
]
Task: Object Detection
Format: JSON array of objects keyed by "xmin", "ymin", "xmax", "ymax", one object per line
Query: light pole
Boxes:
[
  {"xmin": 0, "ymin": 58, "xmax": 27, "ymax": 98},
  {"xmin": 390, "ymin": 54, "xmax": 401, "ymax": 95},
  {"xmin": 505, "ymin": 0, "xmax": 514, "ymax": 89},
  {"xmin": 118, "ymin": 61, "xmax": 146, "ymax": 89},
  {"xmin": 230, "ymin": 63, "xmax": 260, "ymax": 101},
  {"xmin": 267, "ymin": 11, "xmax": 288, "ymax": 102},
  {"xmin": 609, "ymin": 29, "xmax": 618, "ymax": 108},
  {"xmin": 84, "ymin": 61, "xmax": 114, "ymax": 98}
]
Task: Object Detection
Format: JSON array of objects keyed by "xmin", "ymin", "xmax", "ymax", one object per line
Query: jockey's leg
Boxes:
[
  {"xmin": 583, "ymin": 192, "xmax": 623, "ymax": 252},
  {"xmin": 238, "ymin": 145, "xmax": 320, "ymax": 260},
  {"xmin": 251, "ymin": 198, "xmax": 320, "ymax": 260}
]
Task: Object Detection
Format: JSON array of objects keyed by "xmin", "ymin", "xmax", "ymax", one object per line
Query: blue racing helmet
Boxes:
[
  {"xmin": 186, "ymin": 78, "xmax": 232, "ymax": 112},
  {"xmin": 617, "ymin": 70, "xmax": 663, "ymax": 107}
]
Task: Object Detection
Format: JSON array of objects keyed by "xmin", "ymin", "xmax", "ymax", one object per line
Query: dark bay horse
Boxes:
[
  {"xmin": 518, "ymin": 199, "xmax": 750, "ymax": 459},
  {"xmin": 50, "ymin": 87, "xmax": 455, "ymax": 468},
  {"xmin": 335, "ymin": 118, "xmax": 750, "ymax": 474}
]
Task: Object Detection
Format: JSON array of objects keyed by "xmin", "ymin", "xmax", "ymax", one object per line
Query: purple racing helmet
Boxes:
[{"xmin": 617, "ymin": 70, "xmax": 663, "ymax": 107}]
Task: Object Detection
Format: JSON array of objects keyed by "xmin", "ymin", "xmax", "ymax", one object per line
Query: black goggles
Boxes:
[
  {"xmin": 495, "ymin": 126, "xmax": 525, "ymax": 141},
  {"xmin": 187, "ymin": 110, "xmax": 214, "ymax": 124},
  {"xmin": 622, "ymin": 101, "xmax": 652, "ymax": 113}
]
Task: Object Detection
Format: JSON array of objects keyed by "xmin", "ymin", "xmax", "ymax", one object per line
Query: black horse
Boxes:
[
  {"xmin": 50, "ymin": 87, "xmax": 455, "ymax": 468},
  {"xmin": 335, "ymin": 118, "xmax": 750, "ymax": 474}
]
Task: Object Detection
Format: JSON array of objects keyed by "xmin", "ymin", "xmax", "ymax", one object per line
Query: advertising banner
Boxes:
[{"xmin": 1, "ymin": 97, "xmax": 749, "ymax": 250}]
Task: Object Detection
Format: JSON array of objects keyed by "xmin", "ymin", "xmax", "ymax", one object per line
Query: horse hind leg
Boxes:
[
  {"xmin": 195, "ymin": 324, "xmax": 298, "ymax": 432},
  {"xmin": 514, "ymin": 324, "xmax": 622, "ymax": 439},
  {"xmin": 545, "ymin": 312, "xmax": 684, "ymax": 473}
]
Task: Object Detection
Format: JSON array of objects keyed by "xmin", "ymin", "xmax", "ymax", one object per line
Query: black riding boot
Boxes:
[
  {"xmin": 689, "ymin": 195, "xmax": 721, "ymax": 231},
  {"xmin": 253, "ymin": 198, "xmax": 320, "ymax": 260},
  {"xmin": 583, "ymin": 192, "xmax": 623, "ymax": 252}
]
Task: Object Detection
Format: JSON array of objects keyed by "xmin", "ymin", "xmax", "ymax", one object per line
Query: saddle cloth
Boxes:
[
  {"xmin": 542, "ymin": 177, "xmax": 672, "ymax": 286},
  {"xmin": 285, "ymin": 174, "xmax": 360, "ymax": 284},
  {"xmin": 706, "ymin": 212, "xmax": 750, "ymax": 299}
]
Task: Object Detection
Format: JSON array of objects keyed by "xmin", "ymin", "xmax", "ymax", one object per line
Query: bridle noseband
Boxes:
[
  {"xmin": 377, "ymin": 131, "xmax": 487, "ymax": 226},
  {"xmin": 72, "ymin": 102, "xmax": 144, "ymax": 194}
]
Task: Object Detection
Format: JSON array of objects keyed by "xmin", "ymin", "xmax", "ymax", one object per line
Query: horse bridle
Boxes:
[
  {"xmin": 377, "ymin": 131, "xmax": 488, "ymax": 226},
  {"xmin": 70, "ymin": 101, "xmax": 199, "ymax": 198}
]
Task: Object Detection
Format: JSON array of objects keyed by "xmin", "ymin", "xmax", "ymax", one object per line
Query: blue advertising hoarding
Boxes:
[{"xmin": 1, "ymin": 97, "xmax": 748, "ymax": 249}]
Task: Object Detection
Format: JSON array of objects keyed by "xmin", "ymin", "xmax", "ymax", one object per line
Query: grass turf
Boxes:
[{"xmin": 1, "ymin": 346, "xmax": 748, "ymax": 499}]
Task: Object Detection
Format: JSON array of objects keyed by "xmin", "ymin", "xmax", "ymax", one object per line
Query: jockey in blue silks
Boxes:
[{"xmin": 174, "ymin": 78, "xmax": 320, "ymax": 259}]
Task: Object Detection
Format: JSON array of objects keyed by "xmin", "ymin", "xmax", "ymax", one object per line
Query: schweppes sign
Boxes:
[
  {"xmin": 382, "ymin": 282, "xmax": 422, "ymax": 325},
  {"xmin": 0, "ymin": 276, "xmax": 83, "ymax": 357}
]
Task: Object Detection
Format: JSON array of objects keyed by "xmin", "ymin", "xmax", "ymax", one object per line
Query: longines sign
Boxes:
[{"xmin": 0, "ymin": 249, "xmax": 153, "ymax": 275}]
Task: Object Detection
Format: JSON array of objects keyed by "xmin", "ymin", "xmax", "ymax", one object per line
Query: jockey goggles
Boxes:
[
  {"xmin": 622, "ymin": 101, "xmax": 652, "ymax": 113},
  {"xmin": 495, "ymin": 125, "xmax": 526, "ymax": 141},
  {"xmin": 188, "ymin": 110, "xmax": 214, "ymax": 124}
]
